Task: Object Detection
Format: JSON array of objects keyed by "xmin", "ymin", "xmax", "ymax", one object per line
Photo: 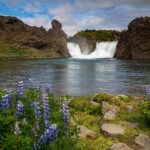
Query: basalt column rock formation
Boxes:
[
  {"xmin": 115, "ymin": 17, "xmax": 150, "ymax": 59},
  {"xmin": 0, "ymin": 15, "xmax": 70, "ymax": 58}
]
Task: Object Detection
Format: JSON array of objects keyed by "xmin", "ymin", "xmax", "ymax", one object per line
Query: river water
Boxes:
[{"xmin": 0, "ymin": 58, "xmax": 150, "ymax": 96}]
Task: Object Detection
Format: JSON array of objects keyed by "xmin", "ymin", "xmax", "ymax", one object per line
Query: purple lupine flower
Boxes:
[
  {"xmin": 17, "ymin": 81, "xmax": 24, "ymax": 98},
  {"xmin": 42, "ymin": 93, "xmax": 50, "ymax": 128},
  {"xmin": 36, "ymin": 82, "xmax": 42, "ymax": 91},
  {"xmin": 45, "ymin": 84, "xmax": 52, "ymax": 93},
  {"xmin": 35, "ymin": 124, "xmax": 57, "ymax": 149},
  {"xmin": 62, "ymin": 101, "xmax": 70, "ymax": 127},
  {"xmin": 146, "ymin": 85, "xmax": 150, "ymax": 99},
  {"xmin": 16, "ymin": 101, "xmax": 24, "ymax": 117},
  {"xmin": 29, "ymin": 78, "xmax": 35, "ymax": 89},
  {"xmin": 7, "ymin": 89, "xmax": 13, "ymax": 106},
  {"xmin": 14, "ymin": 121, "xmax": 21, "ymax": 135},
  {"xmin": 1, "ymin": 94, "xmax": 9, "ymax": 109},
  {"xmin": 48, "ymin": 124, "xmax": 57, "ymax": 143},
  {"xmin": 31, "ymin": 102, "xmax": 41, "ymax": 118}
]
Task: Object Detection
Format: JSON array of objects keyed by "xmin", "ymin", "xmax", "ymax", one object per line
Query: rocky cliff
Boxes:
[
  {"xmin": 0, "ymin": 15, "xmax": 70, "ymax": 58},
  {"xmin": 68, "ymin": 30, "xmax": 120, "ymax": 54},
  {"xmin": 115, "ymin": 17, "xmax": 150, "ymax": 59}
]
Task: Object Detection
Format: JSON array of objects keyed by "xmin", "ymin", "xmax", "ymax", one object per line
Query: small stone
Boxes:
[
  {"xmin": 101, "ymin": 123, "xmax": 125, "ymax": 136},
  {"xmin": 121, "ymin": 121, "xmax": 139, "ymax": 129},
  {"xmin": 78, "ymin": 126, "xmax": 96, "ymax": 139},
  {"xmin": 109, "ymin": 143, "xmax": 133, "ymax": 150},
  {"xmin": 135, "ymin": 134, "xmax": 150, "ymax": 150},
  {"xmin": 102, "ymin": 101, "xmax": 119, "ymax": 115},
  {"xmin": 103, "ymin": 110, "xmax": 118, "ymax": 121}
]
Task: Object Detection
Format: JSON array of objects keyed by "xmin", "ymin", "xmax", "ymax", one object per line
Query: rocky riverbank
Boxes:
[
  {"xmin": 70, "ymin": 92, "xmax": 150, "ymax": 150},
  {"xmin": 0, "ymin": 16, "xmax": 70, "ymax": 59}
]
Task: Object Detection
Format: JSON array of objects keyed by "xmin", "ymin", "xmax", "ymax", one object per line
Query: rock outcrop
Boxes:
[
  {"xmin": 115, "ymin": 17, "xmax": 150, "ymax": 59},
  {"xmin": 0, "ymin": 16, "xmax": 70, "ymax": 58}
]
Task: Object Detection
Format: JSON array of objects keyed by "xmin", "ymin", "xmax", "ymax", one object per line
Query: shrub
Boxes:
[{"xmin": 92, "ymin": 93, "xmax": 112, "ymax": 103}]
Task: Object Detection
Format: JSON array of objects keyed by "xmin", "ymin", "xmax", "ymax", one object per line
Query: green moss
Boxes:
[
  {"xmin": 77, "ymin": 136, "xmax": 113, "ymax": 150},
  {"xmin": 75, "ymin": 30, "xmax": 116, "ymax": 41}
]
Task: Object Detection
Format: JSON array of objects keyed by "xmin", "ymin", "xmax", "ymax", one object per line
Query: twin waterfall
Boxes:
[{"xmin": 67, "ymin": 41, "xmax": 117, "ymax": 59}]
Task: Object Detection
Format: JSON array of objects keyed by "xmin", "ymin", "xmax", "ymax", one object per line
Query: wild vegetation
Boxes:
[
  {"xmin": 75, "ymin": 30, "xmax": 117, "ymax": 41},
  {"xmin": 0, "ymin": 79, "xmax": 150, "ymax": 149},
  {"xmin": 0, "ymin": 44, "xmax": 61, "ymax": 60}
]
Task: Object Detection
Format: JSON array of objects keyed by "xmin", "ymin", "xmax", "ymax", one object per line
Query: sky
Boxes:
[{"xmin": 0, "ymin": 0, "xmax": 150, "ymax": 36}]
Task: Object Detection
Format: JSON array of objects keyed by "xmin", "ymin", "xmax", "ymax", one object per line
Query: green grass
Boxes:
[
  {"xmin": 0, "ymin": 43, "xmax": 61, "ymax": 60},
  {"xmin": 75, "ymin": 30, "xmax": 116, "ymax": 41}
]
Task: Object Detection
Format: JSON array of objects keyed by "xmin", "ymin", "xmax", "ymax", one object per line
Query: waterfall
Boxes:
[{"xmin": 67, "ymin": 41, "xmax": 117, "ymax": 59}]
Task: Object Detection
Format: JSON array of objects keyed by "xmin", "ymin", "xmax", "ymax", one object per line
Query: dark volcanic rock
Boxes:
[
  {"xmin": 115, "ymin": 17, "xmax": 150, "ymax": 59},
  {"xmin": 0, "ymin": 15, "xmax": 70, "ymax": 57},
  {"xmin": 68, "ymin": 35, "xmax": 96, "ymax": 54}
]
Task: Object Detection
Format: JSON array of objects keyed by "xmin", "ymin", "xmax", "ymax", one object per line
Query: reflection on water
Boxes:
[{"xmin": 0, "ymin": 58, "xmax": 150, "ymax": 96}]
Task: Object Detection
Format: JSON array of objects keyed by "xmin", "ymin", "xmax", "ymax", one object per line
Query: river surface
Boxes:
[{"xmin": 0, "ymin": 58, "xmax": 150, "ymax": 96}]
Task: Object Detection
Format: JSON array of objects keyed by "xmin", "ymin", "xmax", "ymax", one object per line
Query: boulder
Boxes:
[
  {"xmin": 101, "ymin": 123, "xmax": 125, "ymax": 136},
  {"xmin": 109, "ymin": 143, "xmax": 133, "ymax": 150},
  {"xmin": 115, "ymin": 17, "xmax": 150, "ymax": 59},
  {"xmin": 103, "ymin": 110, "xmax": 118, "ymax": 121},
  {"xmin": 101, "ymin": 101, "xmax": 119, "ymax": 115},
  {"xmin": 135, "ymin": 134, "xmax": 150, "ymax": 150}
]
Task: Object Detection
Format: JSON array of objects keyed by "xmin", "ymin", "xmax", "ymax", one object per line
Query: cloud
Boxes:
[
  {"xmin": 24, "ymin": 2, "xmax": 42, "ymax": 13},
  {"xmin": 1, "ymin": 0, "xmax": 150, "ymax": 36},
  {"xmin": 21, "ymin": 14, "xmax": 52, "ymax": 29}
]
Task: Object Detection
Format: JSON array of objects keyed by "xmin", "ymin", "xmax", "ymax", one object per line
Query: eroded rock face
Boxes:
[
  {"xmin": 115, "ymin": 17, "xmax": 150, "ymax": 59},
  {"xmin": 0, "ymin": 15, "xmax": 70, "ymax": 57}
]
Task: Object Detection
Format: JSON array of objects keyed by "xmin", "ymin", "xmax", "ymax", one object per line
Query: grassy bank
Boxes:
[
  {"xmin": 0, "ymin": 44, "xmax": 61, "ymax": 60},
  {"xmin": 0, "ymin": 80, "xmax": 150, "ymax": 149},
  {"xmin": 74, "ymin": 30, "xmax": 117, "ymax": 41}
]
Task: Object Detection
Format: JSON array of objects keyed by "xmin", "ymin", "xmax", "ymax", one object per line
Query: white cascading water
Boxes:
[{"xmin": 67, "ymin": 41, "xmax": 117, "ymax": 59}]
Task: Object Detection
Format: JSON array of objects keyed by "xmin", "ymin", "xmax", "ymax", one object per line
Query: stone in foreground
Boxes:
[
  {"xmin": 109, "ymin": 143, "xmax": 133, "ymax": 150},
  {"xmin": 135, "ymin": 134, "xmax": 150, "ymax": 150},
  {"xmin": 103, "ymin": 110, "xmax": 118, "ymax": 121},
  {"xmin": 101, "ymin": 124, "xmax": 125, "ymax": 136}
]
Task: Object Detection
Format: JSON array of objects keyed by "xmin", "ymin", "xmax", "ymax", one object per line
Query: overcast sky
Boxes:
[{"xmin": 0, "ymin": 0, "xmax": 150, "ymax": 36}]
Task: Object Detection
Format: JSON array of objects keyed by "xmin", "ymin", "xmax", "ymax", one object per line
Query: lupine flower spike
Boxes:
[
  {"xmin": 17, "ymin": 81, "xmax": 24, "ymax": 98},
  {"xmin": 34, "ymin": 124, "xmax": 57, "ymax": 149},
  {"xmin": 7, "ymin": 89, "xmax": 13, "ymax": 107},
  {"xmin": 146, "ymin": 85, "xmax": 150, "ymax": 100},
  {"xmin": 1, "ymin": 94, "xmax": 9, "ymax": 109},
  {"xmin": 29, "ymin": 78, "xmax": 35, "ymax": 89},
  {"xmin": 42, "ymin": 93, "xmax": 50, "ymax": 128},
  {"xmin": 14, "ymin": 121, "xmax": 21, "ymax": 135},
  {"xmin": 16, "ymin": 101, "xmax": 24, "ymax": 117},
  {"xmin": 62, "ymin": 100, "xmax": 70, "ymax": 132},
  {"xmin": 31, "ymin": 102, "xmax": 41, "ymax": 118}
]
